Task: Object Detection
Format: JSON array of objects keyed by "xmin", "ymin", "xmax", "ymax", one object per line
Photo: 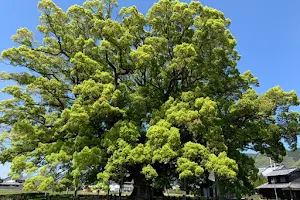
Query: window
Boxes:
[{"xmin": 280, "ymin": 176, "xmax": 286, "ymax": 183}]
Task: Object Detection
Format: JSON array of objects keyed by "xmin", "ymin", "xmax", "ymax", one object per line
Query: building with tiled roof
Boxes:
[{"xmin": 257, "ymin": 167, "xmax": 300, "ymax": 199}]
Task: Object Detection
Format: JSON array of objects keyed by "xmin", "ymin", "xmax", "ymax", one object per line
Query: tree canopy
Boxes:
[{"xmin": 0, "ymin": 0, "xmax": 299, "ymax": 197}]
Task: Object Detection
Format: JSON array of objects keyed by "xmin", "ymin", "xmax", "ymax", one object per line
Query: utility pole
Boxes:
[
  {"xmin": 271, "ymin": 179, "xmax": 278, "ymax": 200},
  {"xmin": 274, "ymin": 187, "xmax": 278, "ymax": 200}
]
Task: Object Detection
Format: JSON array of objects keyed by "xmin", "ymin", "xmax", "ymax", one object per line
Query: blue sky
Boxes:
[{"xmin": 0, "ymin": 0, "xmax": 300, "ymax": 177}]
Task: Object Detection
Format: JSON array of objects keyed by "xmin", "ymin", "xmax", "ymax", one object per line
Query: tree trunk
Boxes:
[
  {"xmin": 183, "ymin": 178, "xmax": 187, "ymax": 200},
  {"xmin": 215, "ymin": 174, "xmax": 220, "ymax": 200},
  {"xmin": 119, "ymin": 179, "xmax": 123, "ymax": 200},
  {"xmin": 130, "ymin": 169, "xmax": 164, "ymax": 200},
  {"xmin": 107, "ymin": 185, "xmax": 110, "ymax": 200},
  {"xmin": 74, "ymin": 186, "xmax": 79, "ymax": 198},
  {"xmin": 131, "ymin": 185, "xmax": 164, "ymax": 200}
]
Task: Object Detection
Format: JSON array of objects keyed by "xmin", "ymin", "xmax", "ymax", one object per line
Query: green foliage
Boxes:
[
  {"xmin": 1, "ymin": 0, "xmax": 299, "ymax": 197},
  {"xmin": 142, "ymin": 164, "xmax": 158, "ymax": 180},
  {"xmin": 253, "ymin": 174, "xmax": 267, "ymax": 188}
]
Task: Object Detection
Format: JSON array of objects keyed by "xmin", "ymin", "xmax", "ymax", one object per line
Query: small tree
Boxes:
[
  {"xmin": 0, "ymin": 0, "xmax": 299, "ymax": 197},
  {"xmin": 254, "ymin": 174, "xmax": 267, "ymax": 188}
]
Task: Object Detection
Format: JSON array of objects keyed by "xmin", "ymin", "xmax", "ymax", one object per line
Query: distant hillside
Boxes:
[{"xmin": 247, "ymin": 149, "xmax": 300, "ymax": 168}]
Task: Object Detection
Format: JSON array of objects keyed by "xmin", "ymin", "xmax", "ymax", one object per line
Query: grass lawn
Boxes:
[
  {"xmin": 0, "ymin": 189, "xmax": 263, "ymax": 200},
  {"xmin": 0, "ymin": 189, "xmax": 29, "ymax": 195},
  {"xmin": 0, "ymin": 190, "xmax": 126, "ymax": 196}
]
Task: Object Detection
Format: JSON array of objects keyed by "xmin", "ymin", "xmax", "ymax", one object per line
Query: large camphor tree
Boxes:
[{"xmin": 0, "ymin": 0, "xmax": 299, "ymax": 198}]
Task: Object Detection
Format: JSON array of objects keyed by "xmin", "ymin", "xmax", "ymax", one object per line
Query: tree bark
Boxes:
[
  {"xmin": 119, "ymin": 178, "xmax": 123, "ymax": 200},
  {"xmin": 74, "ymin": 186, "xmax": 79, "ymax": 199},
  {"xmin": 130, "ymin": 168, "xmax": 164, "ymax": 200},
  {"xmin": 131, "ymin": 184, "xmax": 164, "ymax": 200},
  {"xmin": 215, "ymin": 174, "xmax": 220, "ymax": 200},
  {"xmin": 107, "ymin": 185, "xmax": 110, "ymax": 200},
  {"xmin": 183, "ymin": 178, "xmax": 187, "ymax": 200}
]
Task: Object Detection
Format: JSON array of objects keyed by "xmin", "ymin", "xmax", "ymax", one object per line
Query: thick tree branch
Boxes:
[
  {"xmin": 105, "ymin": 51, "xmax": 119, "ymax": 89},
  {"xmin": 45, "ymin": 14, "xmax": 70, "ymax": 59}
]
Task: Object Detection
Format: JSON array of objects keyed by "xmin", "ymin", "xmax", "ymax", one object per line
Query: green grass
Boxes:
[
  {"xmin": 0, "ymin": 189, "xmax": 31, "ymax": 195},
  {"xmin": 0, "ymin": 189, "xmax": 263, "ymax": 200},
  {"xmin": 0, "ymin": 190, "xmax": 95, "ymax": 196},
  {"xmin": 0, "ymin": 190, "xmax": 127, "ymax": 196}
]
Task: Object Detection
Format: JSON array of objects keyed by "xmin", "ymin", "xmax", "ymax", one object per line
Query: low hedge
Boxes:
[{"xmin": 0, "ymin": 193, "xmax": 46, "ymax": 200}]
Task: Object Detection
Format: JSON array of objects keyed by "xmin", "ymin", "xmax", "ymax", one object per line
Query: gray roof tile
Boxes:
[
  {"xmin": 265, "ymin": 168, "xmax": 298, "ymax": 176},
  {"xmin": 257, "ymin": 183, "xmax": 290, "ymax": 189},
  {"xmin": 256, "ymin": 177, "xmax": 300, "ymax": 189}
]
